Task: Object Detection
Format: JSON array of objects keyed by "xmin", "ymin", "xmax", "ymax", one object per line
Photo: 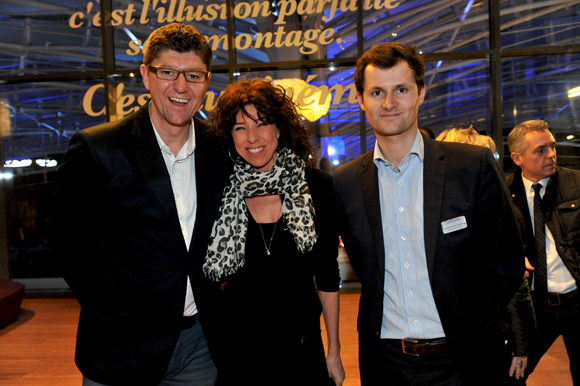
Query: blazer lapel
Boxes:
[
  {"xmin": 360, "ymin": 152, "xmax": 386, "ymax": 281},
  {"xmin": 129, "ymin": 105, "xmax": 185, "ymax": 252},
  {"xmin": 422, "ymin": 138, "xmax": 446, "ymax": 281},
  {"xmin": 510, "ymin": 171, "xmax": 537, "ymax": 265}
]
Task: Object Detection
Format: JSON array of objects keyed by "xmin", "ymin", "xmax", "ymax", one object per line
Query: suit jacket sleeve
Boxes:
[
  {"xmin": 505, "ymin": 275, "xmax": 536, "ymax": 356},
  {"xmin": 51, "ymin": 129, "xmax": 108, "ymax": 307},
  {"xmin": 479, "ymin": 148, "xmax": 525, "ymax": 307},
  {"xmin": 307, "ymin": 168, "xmax": 341, "ymax": 293}
]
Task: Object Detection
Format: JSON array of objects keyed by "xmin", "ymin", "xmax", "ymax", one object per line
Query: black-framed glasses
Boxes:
[{"xmin": 147, "ymin": 65, "xmax": 210, "ymax": 83}]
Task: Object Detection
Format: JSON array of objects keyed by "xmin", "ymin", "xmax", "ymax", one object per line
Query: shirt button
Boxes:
[
  {"xmin": 398, "ymin": 180, "xmax": 403, "ymax": 185},
  {"xmin": 401, "ymin": 235, "xmax": 407, "ymax": 241},
  {"xmin": 407, "ymin": 290, "xmax": 413, "ymax": 296},
  {"xmin": 412, "ymin": 318, "xmax": 417, "ymax": 324},
  {"xmin": 399, "ymin": 207, "xmax": 404, "ymax": 212},
  {"xmin": 404, "ymin": 262, "xmax": 410, "ymax": 269}
]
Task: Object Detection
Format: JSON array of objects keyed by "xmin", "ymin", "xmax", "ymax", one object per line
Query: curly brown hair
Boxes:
[{"xmin": 208, "ymin": 78, "xmax": 316, "ymax": 167}]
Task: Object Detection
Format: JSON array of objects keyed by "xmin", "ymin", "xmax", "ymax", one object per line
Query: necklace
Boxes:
[{"xmin": 250, "ymin": 197, "xmax": 280, "ymax": 256}]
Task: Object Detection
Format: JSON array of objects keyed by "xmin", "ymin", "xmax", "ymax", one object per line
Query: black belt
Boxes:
[
  {"xmin": 180, "ymin": 315, "xmax": 197, "ymax": 330},
  {"xmin": 384, "ymin": 338, "xmax": 447, "ymax": 356},
  {"xmin": 548, "ymin": 289, "xmax": 578, "ymax": 306}
]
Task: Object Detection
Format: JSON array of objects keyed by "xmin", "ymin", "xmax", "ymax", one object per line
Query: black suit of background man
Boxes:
[{"xmin": 506, "ymin": 120, "xmax": 580, "ymax": 384}]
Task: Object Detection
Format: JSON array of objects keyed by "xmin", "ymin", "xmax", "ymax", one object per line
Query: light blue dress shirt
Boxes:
[{"xmin": 374, "ymin": 131, "xmax": 445, "ymax": 339}]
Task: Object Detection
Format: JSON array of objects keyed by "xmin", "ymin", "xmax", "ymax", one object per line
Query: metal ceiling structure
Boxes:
[{"xmin": 1, "ymin": 0, "xmax": 579, "ymax": 163}]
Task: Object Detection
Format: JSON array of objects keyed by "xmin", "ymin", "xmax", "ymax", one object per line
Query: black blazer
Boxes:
[
  {"xmin": 50, "ymin": 105, "xmax": 230, "ymax": 385},
  {"xmin": 333, "ymin": 135, "xmax": 523, "ymax": 382}
]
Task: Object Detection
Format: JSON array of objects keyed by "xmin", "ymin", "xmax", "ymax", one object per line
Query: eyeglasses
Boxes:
[{"xmin": 147, "ymin": 65, "xmax": 210, "ymax": 83}]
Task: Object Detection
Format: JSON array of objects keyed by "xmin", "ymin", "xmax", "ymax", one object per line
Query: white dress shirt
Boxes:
[
  {"xmin": 522, "ymin": 175, "xmax": 576, "ymax": 294},
  {"xmin": 152, "ymin": 119, "xmax": 198, "ymax": 316}
]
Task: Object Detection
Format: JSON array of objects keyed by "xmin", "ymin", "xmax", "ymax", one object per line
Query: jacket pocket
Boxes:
[{"xmin": 558, "ymin": 198, "xmax": 580, "ymax": 211}]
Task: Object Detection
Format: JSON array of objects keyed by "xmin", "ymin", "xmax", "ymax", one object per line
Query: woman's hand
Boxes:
[
  {"xmin": 326, "ymin": 350, "xmax": 345, "ymax": 385},
  {"xmin": 509, "ymin": 356, "xmax": 528, "ymax": 379},
  {"xmin": 319, "ymin": 291, "xmax": 344, "ymax": 385}
]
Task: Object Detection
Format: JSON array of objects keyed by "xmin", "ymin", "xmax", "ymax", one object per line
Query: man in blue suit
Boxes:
[
  {"xmin": 51, "ymin": 23, "xmax": 229, "ymax": 386},
  {"xmin": 333, "ymin": 42, "xmax": 523, "ymax": 386}
]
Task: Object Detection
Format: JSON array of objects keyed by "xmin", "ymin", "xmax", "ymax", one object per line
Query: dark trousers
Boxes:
[
  {"xmin": 359, "ymin": 329, "xmax": 509, "ymax": 386},
  {"xmin": 359, "ymin": 335, "xmax": 464, "ymax": 386},
  {"xmin": 83, "ymin": 314, "xmax": 217, "ymax": 386},
  {"xmin": 523, "ymin": 292, "xmax": 580, "ymax": 385}
]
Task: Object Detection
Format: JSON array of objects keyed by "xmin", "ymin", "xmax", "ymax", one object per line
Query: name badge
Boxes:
[{"xmin": 441, "ymin": 216, "xmax": 467, "ymax": 234}]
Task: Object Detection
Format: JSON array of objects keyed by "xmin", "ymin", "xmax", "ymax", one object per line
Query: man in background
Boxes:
[
  {"xmin": 51, "ymin": 23, "xmax": 229, "ymax": 386},
  {"xmin": 333, "ymin": 42, "xmax": 523, "ymax": 385},
  {"xmin": 506, "ymin": 119, "xmax": 580, "ymax": 385}
]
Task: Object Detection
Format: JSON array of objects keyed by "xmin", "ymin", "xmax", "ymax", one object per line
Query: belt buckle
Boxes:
[
  {"xmin": 402, "ymin": 339, "xmax": 420, "ymax": 356},
  {"xmin": 548, "ymin": 293, "xmax": 561, "ymax": 306}
]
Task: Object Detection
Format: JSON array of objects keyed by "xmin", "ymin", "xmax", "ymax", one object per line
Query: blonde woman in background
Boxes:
[{"xmin": 436, "ymin": 126, "xmax": 497, "ymax": 153}]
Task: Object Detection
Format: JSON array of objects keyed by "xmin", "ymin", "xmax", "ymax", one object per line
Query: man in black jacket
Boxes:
[
  {"xmin": 51, "ymin": 23, "xmax": 230, "ymax": 386},
  {"xmin": 334, "ymin": 42, "xmax": 523, "ymax": 386},
  {"xmin": 506, "ymin": 119, "xmax": 580, "ymax": 384}
]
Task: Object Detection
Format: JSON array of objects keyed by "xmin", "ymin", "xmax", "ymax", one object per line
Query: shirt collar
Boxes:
[
  {"xmin": 373, "ymin": 130, "xmax": 424, "ymax": 169},
  {"xmin": 150, "ymin": 104, "xmax": 196, "ymax": 159},
  {"xmin": 522, "ymin": 174, "xmax": 551, "ymax": 194}
]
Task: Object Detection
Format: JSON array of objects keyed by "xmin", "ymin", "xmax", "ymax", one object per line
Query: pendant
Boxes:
[{"xmin": 266, "ymin": 249, "xmax": 271, "ymax": 255}]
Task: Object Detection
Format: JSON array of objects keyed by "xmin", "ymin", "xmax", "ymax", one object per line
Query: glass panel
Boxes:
[
  {"xmin": 419, "ymin": 59, "xmax": 491, "ymax": 137},
  {"xmin": 1, "ymin": 80, "xmax": 109, "ymax": 160},
  {"xmin": 500, "ymin": 0, "xmax": 580, "ymax": 49},
  {"xmin": 501, "ymin": 54, "xmax": 580, "ymax": 171},
  {"xmin": 232, "ymin": 0, "xmax": 360, "ymax": 64},
  {"xmin": 0, "ymin": 1, "xmax": 105, "ymax": 76},
  {"xmin": 362, "ymin": 59, "xmax": 491, "ymax": 153},
  {"xmin": 113, "ymin": 0, "xmax": 229, "ymax": 69},
  {"xmin": 231, "ymin": 68, "xmax": 360, "ymax": 170},
  {"xmin": 1, "ymin": 80, "xmax": 108, "ymax": 278},
  {"xmin": 363, "ymin": 0, "xmax": 490, "ymax": 55},
  {"xmin": 204, "ymin": 72, "xmax": 230, "ymax": 119}
]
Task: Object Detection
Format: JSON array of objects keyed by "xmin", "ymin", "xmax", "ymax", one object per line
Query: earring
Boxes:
[{"xmin": 228, "ymin": 146, "xmax": 239, "ymax": 162}]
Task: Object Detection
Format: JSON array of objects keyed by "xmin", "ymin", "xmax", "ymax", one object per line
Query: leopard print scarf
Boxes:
[{"xmin": 203, "ymin": 148, "xmax": 317, "ymax": 282}]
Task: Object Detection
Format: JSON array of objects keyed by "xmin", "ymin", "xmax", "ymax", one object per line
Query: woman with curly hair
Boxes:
[{"xmin": 203, "ymin": 78, "xmax": 345, "ymax": 385}]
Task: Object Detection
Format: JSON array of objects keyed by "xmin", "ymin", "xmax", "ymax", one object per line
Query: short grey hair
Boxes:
[{"xmin": 507, "ymin": 119, "xmax": 550, "ymax": 154}]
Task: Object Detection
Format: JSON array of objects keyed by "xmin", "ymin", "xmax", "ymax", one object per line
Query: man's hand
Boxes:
[
  {"xmin": 509, "ymin": 356, "xmax": 528, "ymax": 379},
  {"xmin": 524, "ymin": 256, "xmax": 534, "ymax": 277}
]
